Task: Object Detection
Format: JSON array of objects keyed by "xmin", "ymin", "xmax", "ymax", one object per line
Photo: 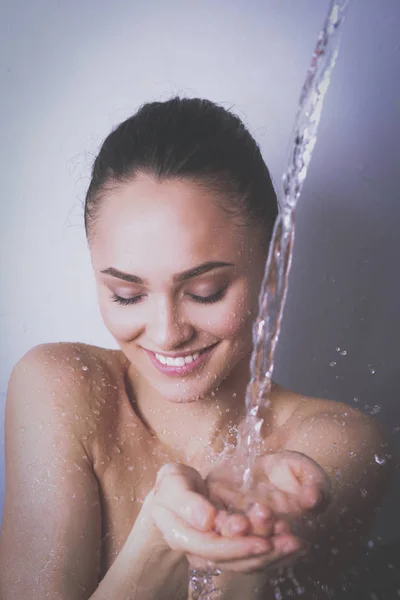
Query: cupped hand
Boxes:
[
  {"xmin": 147, "ymin": 461, "xmax": 308, "ymax": 575},
  {"xmin": 207, "ymin": 449, "xmax": 331, "ymax": 522},
  {"xmin": 203, "ymin": 449, "xmax": 331, "ymax": 571}
]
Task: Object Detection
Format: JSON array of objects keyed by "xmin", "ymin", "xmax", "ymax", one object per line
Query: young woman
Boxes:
[{"xmin": 0, "ymin": 97, "xmax": 392, "ymax": 599}]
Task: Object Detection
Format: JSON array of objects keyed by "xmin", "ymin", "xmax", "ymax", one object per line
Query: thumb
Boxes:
[{"xmin": 155, "ymin": 463, "xmax": 217, "ymax": 531}]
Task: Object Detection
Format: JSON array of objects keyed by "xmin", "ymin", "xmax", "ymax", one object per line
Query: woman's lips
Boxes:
[{"xmin": 145, "ymin": 344, "xmax": 218, "ymax": 377}]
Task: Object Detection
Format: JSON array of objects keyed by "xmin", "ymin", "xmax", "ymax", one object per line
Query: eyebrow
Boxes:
[{"xmin": 100, "ymin": 261, "xmax": 234, "ymax": 285}]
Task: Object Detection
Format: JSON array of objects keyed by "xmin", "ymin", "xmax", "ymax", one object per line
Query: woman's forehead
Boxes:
[
  {"xmin": 89, "ymin": 175, "xmax": 265, "ymax": 280},
  {"xmin": 93, "ymin": 175, "xmax": 247, "ymax": 253}
]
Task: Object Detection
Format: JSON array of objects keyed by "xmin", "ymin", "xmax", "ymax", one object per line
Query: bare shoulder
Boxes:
[
  {"xmin": 271, "ymin": 383, "xmax": 385, "ymax": 435},
  {"xmin": 8, "ymin": 342, "xmax": 126, "ymax": 446},
  {"xmin": 272, "ymin": 385, "xmax": 392, "ymax": 479}
]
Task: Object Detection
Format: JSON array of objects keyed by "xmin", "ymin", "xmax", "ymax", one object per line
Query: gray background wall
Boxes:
[{"xmin": 1, "ymin": 0, "xmax": 399, "ymax": 543}]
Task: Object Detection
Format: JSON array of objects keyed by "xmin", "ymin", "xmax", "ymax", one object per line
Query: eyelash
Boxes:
[{"xmin": 111, "ymin": 287, "xmax": 228, "ymax": 306}]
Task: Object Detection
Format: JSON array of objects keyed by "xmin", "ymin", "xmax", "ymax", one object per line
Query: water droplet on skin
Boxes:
[
  {"xmin": 82, "ymin": 365, "xmax": 88, "ymax": 371},
  {"xmin": 353, "ymin": 397, "xmax": 359, "ymax": 403},
  {"xmin": 336, "ymin": 347, "xmax": 341, "ymax": 352},
  {"xmin": 361, "ymin": 488, "xmax": 368, "ymax": 498},
  {"xmin": 374, "ymin": 454, "xmax": 386, "ymax": 465},
  {"xmin": 368, "ymin": 366, "xmax": 376, "ymax": 374},
  {"xmin": 340, "ymin": 350, "xmax": 347, "ymax": 356},
  {"xmin": 330, "ymin": 361, "xmax": 337, "ymax": 367}
]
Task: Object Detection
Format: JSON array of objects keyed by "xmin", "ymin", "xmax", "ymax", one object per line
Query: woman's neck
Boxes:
[{"xmin": 125, "ymin": 358, "xmax": 251, "ymax": 468}]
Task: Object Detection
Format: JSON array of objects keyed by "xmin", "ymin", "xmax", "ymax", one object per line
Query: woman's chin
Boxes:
[{"xmin": 158, "ymin": 386, "xmax": 216, "ymax": 404}]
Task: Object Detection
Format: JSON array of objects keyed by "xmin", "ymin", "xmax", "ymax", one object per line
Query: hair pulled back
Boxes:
[{"xmin": 84, "ymin": 97, "xmax": 278, "ymax": 241}]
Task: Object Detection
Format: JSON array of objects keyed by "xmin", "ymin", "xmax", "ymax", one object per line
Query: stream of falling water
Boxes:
[{"xmin": 188, "ymin": 0, "xmax": 350, "ymax": 598}]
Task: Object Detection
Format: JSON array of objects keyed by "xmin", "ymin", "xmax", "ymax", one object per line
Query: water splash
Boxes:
[{"xmin": 189, "ymin": 1, "xmax": 350, "ymax": 598}]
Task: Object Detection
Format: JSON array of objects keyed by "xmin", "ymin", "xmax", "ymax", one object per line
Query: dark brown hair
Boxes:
[{"xmin": 84, "ymin": 96, "xmax": 278, "ymax": 241}]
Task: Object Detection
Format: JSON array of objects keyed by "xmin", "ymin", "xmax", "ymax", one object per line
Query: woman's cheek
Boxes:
[
  {"xmin": 98, "ymin": 296, "xmax": 142, "ymax": 342},
  {"xmin": 198, "ymin": 294, "xmax": 254, "ymax": 338}
]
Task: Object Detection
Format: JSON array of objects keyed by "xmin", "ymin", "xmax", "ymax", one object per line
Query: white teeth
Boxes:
[{"xmin": 154, "ymin": 351, "xmax": 201, "ymax": 367}]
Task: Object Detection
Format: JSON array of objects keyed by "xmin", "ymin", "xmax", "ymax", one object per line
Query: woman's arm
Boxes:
[
  {"xmin": 0, "ymin": 345, "xmax": 102, "ymax": 598},
  {"xmin": 0, "ymin": 345, "xmax": 187, "ymax": 600}
]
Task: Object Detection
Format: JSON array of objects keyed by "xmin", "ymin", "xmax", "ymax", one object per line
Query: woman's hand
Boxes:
[
  {"xmin": 208, "ymin": 450, "xmax": 330, "ymax": 518},
  {"xmin": 203, "ymin": 449, "xmax": 331, "ymax": 571},
  {"xmin": 148, "ymin": 461, "xmax": 310, "ymax": 575}
]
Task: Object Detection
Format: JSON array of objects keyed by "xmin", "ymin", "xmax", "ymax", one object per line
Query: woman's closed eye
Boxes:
[
  {"xmin": 112, "ymin": 292, "xmax": 144, "ymax": 305},
  {"xmin": 111, "ymin": 286, "xmax": 228, "ymax": 306},
  {"xmin": 187, "ymin": 286, "xmax": 228, "ymax": 304}
]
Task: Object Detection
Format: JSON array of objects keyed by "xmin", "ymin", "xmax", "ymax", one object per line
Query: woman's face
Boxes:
[{"xmin": 90, "ymin": 173, "xmax": 268, "ymax": 403}]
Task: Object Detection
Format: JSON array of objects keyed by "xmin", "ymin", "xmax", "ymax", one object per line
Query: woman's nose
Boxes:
[{"xmin": 149, "ymin": 296, "xmax": 194, "ymax": 350}]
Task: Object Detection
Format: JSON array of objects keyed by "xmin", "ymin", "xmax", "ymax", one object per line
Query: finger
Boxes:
[
  {"xmin": 188, "ymin": 551, "xmax": 275, "ymax": 574},
  {"xmin": 205, "ymin": 536, "xmax": 305, "ymax": 574},
  {"xmin": 155, "ymin": 463, "xmax": 217, "ymax": 530},
  {"xmin": 273, "ymin": 519, "xmax": 291, "ymax": 535},
  {"xmin": 153, "ymin": 505, "xmax": 271, "ymax": 561},
  {"xmin": 257, "ymin": 451, "xmax": 330, "ymax": 500},
  {"xmin": 300, "ymin": 483, "xmax": 328, "ymax": 512},
  {"xmin": 246, "ymin": 502, "xmax": 275, "ymax": 537},
  {"xmin": 215, "ymin": 511, "xmax": 251, "ymax": 537},
  {"xmin": 256, "ymin": 454, "xmax": 303, "ymax": 495},
  {"xmin": 260, "ymin": 487, "xmax": 302, "ymax": 516},
  {"xmin": 271, "ymin": 532, "xmax": 306, "ymax": 555}
]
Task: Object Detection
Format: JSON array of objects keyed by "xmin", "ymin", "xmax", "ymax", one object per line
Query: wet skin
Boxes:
[{"xmin": 0, "ymin": 175, "xmax": 392, "ymax": 599}]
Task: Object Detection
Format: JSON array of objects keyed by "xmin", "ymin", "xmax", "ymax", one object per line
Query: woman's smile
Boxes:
[{"xmin": 145, "ymin": 342, "xmax": 219, "ymax": 377}]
